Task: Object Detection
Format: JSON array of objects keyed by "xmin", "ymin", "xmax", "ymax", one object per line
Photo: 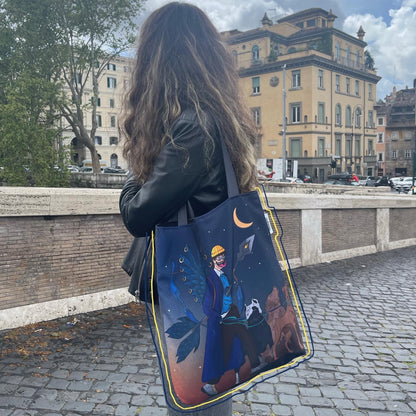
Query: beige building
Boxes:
[
  {"xmin": 62, "ymin": 55, "xmax": 134, "ymax": 170},
  {"xmin": 224, "ymin": 8, "xmax": 381, "ymax": 181},
  {"xmin": 378, "ymin": 85, "xmax": 416, "ymax": 177}
]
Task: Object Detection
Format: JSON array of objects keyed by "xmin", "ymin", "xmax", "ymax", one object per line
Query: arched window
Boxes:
[
  {"xmin": 110, "ymin": 153, "xmax": 118, "ymax": 168},
  {"xmin": 252, "ymin": 45, "xmax": 259, "ymax": 61},
  {"xmin": 335, "ymin": 43, "xmax": 340, "ymax": 61},
  {"xmin": 335, "ymin": 104, "xmax": 342, "ymax": 125},
  {"xmin": 232, "ymin": 50, "xmax": 238, "ymax": 65},
  {"xmin": 346, "ymin": 106, "xmax": 352, "ymax": 127},
  {"xmin": 355, "ymin": 107, "xmax": 362, "ymax": 127}
]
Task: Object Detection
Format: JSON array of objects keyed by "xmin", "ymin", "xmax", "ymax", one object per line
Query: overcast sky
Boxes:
[{"xmin": 135, "ymin": 0, "xmax": 416, "ymax": 101}]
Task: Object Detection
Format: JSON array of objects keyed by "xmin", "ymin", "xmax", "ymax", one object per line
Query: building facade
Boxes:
[
  {"xmin": 224, "ymin": 8, "xmax": 381, "ymax": 181},
  {"xmin": 376, "ymin": 85, "xmax": 416, "ymax": 177},
  {"xmin": 62, "ymin": 55, "xmax": 134, "ymax": 170}
]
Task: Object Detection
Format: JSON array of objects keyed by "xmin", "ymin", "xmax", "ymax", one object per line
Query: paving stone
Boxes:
[{"xmin": 293, "ymin": 405, "xmax": 315, "ymax": 416}]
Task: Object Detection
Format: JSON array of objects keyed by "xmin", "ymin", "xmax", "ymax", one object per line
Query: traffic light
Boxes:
[{"xmin": 330, "ymin": 160, "xmax": 337, "ymax": 169}]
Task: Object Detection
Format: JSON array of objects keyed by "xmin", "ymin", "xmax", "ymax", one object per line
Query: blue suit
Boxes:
[{"xmin": 202, "ymin": 269, "xmax": 244, "ymax": 383}]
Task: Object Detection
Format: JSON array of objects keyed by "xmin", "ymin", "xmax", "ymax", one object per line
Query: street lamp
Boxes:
[
  {"xmin": 350, "ymin": 105, "xmax": 363, "ymax": 174},
  {"xmin": 282, "ymin": 64, "xmax": 287, "ymax": 181}
]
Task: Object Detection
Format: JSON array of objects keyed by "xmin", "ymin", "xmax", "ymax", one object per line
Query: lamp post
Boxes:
[
  {"xmin": 282, "ymin": 64, "xmax": 287, "ymax": 181},
  {"xmin": 351, "ymin": 105, "xmax": 363, "ymax": 174}
]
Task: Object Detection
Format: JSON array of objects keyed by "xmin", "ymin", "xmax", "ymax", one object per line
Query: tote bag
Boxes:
[{"xmin": 147, "ymin": 138, "xmax": 313, "ymax": 412}]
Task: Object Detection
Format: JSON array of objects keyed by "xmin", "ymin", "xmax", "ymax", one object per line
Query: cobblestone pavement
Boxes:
[{"xmin": 1, "ymin": 246, "xmax": 415, "ymax": 416}]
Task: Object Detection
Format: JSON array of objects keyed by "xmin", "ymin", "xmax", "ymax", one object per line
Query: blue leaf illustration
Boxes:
[
  {"xmin": 166, "ymin": 316, "xmax": 195, "ymax": 339},
  {"xmin": 176, "ymin": 325, "xmax": 201, "ymax": 363}
]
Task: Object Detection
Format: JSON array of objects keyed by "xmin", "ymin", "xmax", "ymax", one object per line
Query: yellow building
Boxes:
[{"xmin": 224, "ymin": 8, "xmax": 381, "ymax": 181}]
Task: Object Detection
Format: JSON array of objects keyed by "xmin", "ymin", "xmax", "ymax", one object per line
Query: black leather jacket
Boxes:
[{"xmin": 119, "ymin": 109, "xmax": 229, "ymax": 237}]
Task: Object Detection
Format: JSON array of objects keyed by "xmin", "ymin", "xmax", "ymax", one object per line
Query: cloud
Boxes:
[{"xmin": 343, "ymin": 0, "xmax": 416, "ymax": 99}]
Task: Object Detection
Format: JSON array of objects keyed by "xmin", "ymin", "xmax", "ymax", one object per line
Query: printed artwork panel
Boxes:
[{"xmin": 156, "ymin": 191, "xmax": 305, "ymax": 406}]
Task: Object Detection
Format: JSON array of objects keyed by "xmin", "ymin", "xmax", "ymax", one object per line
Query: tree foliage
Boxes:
[{"xmin": 0, "ymin": 0, "xmax": 144, "ymax": 178}]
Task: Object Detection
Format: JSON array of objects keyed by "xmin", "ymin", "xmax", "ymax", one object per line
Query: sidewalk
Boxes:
[{"xmin": 1, "ymin": 246, "xmax": 415, "ymax": 416}]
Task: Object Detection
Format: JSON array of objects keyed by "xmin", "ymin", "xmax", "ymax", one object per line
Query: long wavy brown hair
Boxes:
[{"xmin": 120, "ymin": 2, "xmax": 258, "ymax": 192}]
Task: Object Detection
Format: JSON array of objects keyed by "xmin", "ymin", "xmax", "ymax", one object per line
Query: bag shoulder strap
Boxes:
[{"xmin": 178, "ymin": 121, "xmax": 239, "ymax": 226}]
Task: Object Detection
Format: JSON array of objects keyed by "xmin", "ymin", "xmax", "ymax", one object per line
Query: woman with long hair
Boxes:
[{"xmin": 119, "ymin": 2, "xmax": 258, "ymax": 414}]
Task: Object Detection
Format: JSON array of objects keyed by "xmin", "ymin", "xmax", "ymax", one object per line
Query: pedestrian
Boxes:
[{"xmin": 118, "ymin": 2, "xmax": 258, "ymax": 415}]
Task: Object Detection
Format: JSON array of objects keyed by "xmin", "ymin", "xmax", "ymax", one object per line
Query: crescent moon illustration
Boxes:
[{"xmin": 233, "ymin": 208, "xmax": 253, "ymax": 228}]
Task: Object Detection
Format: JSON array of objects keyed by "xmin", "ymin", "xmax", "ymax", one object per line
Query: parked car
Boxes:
[
  {"xmin": 326, "ymin": 173, "xmax": 359, "ymax": 186},
  {"xmin": 389, "ymin": 177, "xmax": 403, "ymax": 189},
  {"xmin": 284, "ymin": 177, "xmax": 304, "ymax": 184},
  {"xmin": 103, "ymin": 167, "xmax": 127, "ymax": 174},
  {"xmin": 395, "ymin": 177, "xmax": 413, "ymax": 193},
  {"xmin": 298, "ymin": 174, "xmax": 312, "ymax": 183},
  {"xmin": 375, "ymin": 176, "xmax": 391, "ymax": 187},
  {"xmin": 357, "ymin": 176, "xmax": 376, "ymax": 186}
]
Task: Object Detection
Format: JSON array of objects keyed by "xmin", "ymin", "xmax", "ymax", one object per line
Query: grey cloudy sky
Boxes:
[{"xmin": 135, "ymin": 0, "xmax": 416, "ymax": 100}]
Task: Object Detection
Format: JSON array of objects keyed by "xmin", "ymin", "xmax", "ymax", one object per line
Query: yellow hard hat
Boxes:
[{"xmin": 211, "ymin": 245, "xmax": 225, "ymax": 259}]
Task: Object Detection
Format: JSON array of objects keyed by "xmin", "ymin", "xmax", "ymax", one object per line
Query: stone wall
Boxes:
[{"xmin": 1, "ymin": 186, "xmax": 415, "ymax": 330}]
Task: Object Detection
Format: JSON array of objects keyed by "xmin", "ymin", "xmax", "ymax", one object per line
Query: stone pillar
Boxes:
[
  {"xmin": 376, "ymin": 208, "xmax": 389, "ymax": 251},
  {"xmin": 301, "ymin": 209, "xmax": 322, "ymax": 266}
]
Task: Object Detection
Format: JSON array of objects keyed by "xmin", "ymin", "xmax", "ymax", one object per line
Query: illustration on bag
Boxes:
[{"xmin": 158, "ymin": 204, "xmax": 306, "ymax": 405}]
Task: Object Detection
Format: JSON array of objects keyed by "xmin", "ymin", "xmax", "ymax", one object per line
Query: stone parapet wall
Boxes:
[{"xmin": 1, "ymin": 187, "xmax": 415, "ymax": 330}]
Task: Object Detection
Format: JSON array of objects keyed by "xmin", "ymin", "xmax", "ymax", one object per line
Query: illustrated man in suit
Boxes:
[{"xmin": 201, "ymin": 245, "xmax": 260, "ymax": 396}]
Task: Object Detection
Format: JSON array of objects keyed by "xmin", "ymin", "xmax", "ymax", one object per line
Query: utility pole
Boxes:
[{"xmin": 282, "ymin": 64, "xmax": 287, "ymax": 181}]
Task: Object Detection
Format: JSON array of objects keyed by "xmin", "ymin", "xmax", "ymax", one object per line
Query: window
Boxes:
[
  {"xmin": 368, "ymin": 110, "xmax": 373, "ymax": 128},
  {"xmin": 391, "ymin": 131, "xmax": 398, "ymax": 141},
  {"xmin": 252, "ymin": 45, "xmax": 260, "ymax": 62},
  {"xmin": 335, "ymin": 134, "xmax": 342, "ymax": 156},
  {"xmin": 232, "ymin": 50, "xmax": 238, "ymax": 65},
  {"xmin": 290, "ymin": 103, "xmax": 301, "ymax": 123},
  {"xmin": 290, "ymin": 138, "xmax": 302, "ymax": 157},
  {"xmin": 123, "ymin": 66, "xmax": 130, "ymax": 72},
  {"xmin": 377, "ymin": 133, "xmax": 384, "ymax": 143},
  {"xmin": 96, "ymin": 114, "xmax": 102, "ymax": 127},
  {"xmin": 405, "ymin": 150, "xmax": 412, "ymax": 159},
  {"xmin": 345, "ymin": 136, "xmax": 352, "ymax": 157},
  {"xmin": 392, "ymin": 150, "xmax": 397, "ymax": 159},
  {"xmin": 318, "ymin": 103, "xmax": 325, "ymax": 123},
  {"xmin": 368, "ymin": 139, "xmax": 374, "ymax": 155},
  {"xmin": 368, "ymin": 84, "xmax": 373, "ymax": 100},
  {"xmin": 110, "ymin": 153, "xmax": 118, "ymax": 168},
  {"xmin": 347, "ymin": 47, "xmax": 351, "ymax": 66},
  {"xmin": 356, "ymin": 51, "xmax": 360, "ymax": 67},
  {"xmin": 355, "ymin": 80, "xmax": 360, "ymax": 96},
  {"xmin": 110, "ymin": 115, "xmax": 116, "ymax": 128},
  {"xmin": 355, "ymin": 108, "xmax": 362, "ymax": 127},
  {"xmin": 378, "ymin": 152, "xmax": 383, "ymax": 162},
  {"xmin": 110, "ymin": 99, "xmax": 115, "ymax": 108},
  {"xmin": 335, "ymin": 43, "xmax": 340, "ymax": 61},
  {"xmin": 346, "ymin": 77, "xmax": 350, "ymax": 94},
  {"xmin": 306, "ymin": 18, "xmax": 316, "ymax": 27},
  {"xmin": 335, "ymin": 104, "xmax": 341, "ymax": 125},
  {"xmin": 355, "ymin": 138, "xmax": 361, "ymax": 156},
  {"xmin": 292, "ymin": 70, "xmax": 301, "ymax": 88},
  {"xmin": 251, "ymin": 107, "xmax": 261, "ymax": 126},
  {"xmin": 107, "ymin": 77, "xmax": 117, "ymax": 88},
  {"xmin": 97, "ymin": 97, "xmax": 101, "ymax": 107},
  {"xmin": 107, "ymin": 63, "xmax": 116, "ymax": 71},
  {"xmin": 377, "ymin": 117, "xmax": 384, "ymax": 126},
  {"xmin": 110, "ymin": 137, "xmax": 118, "ymax": 145},
  {"xmin": 318, "ymin": 70, "xmax": 323, "ymax": 88},
  {"xmin": 94, "ymin": 136, "xmax": 102, "ymax": 145},
  {"xmin": 346, "ymin": 106, "xmax": 352, "ymax": 127},
  {"xmin": 252, "ymin": 77, "xmax": 260, "ymax": 94},
  {"xmin": 335, "ymin": 74, "xmax": 340, "ymax": 92},
  {"xmin": 404, "ymin": 130, "xmax": 413, "ymax": 140},
  {"xmin": 318, "ymin": 138, "xmax": 325, "ymax": 157}
]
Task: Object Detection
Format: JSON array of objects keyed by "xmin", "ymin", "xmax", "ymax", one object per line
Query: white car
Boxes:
[
  {"xmin": 395, "ymin": 177, "xmax": 413, "ymax": 193},
  {"xmin": 284, "ymin": 177, "xmax": 304, "ymax": 184}
]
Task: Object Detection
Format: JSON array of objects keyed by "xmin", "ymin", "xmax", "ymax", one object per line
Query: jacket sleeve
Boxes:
[{"xmin": 119, "ymin": 114, "xmax": 209, "ymax": 237}]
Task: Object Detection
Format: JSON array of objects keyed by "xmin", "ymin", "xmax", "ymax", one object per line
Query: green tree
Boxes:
[{"xmin": 1, "ymin": 0, "xmax": 144, "ymax": 174}]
